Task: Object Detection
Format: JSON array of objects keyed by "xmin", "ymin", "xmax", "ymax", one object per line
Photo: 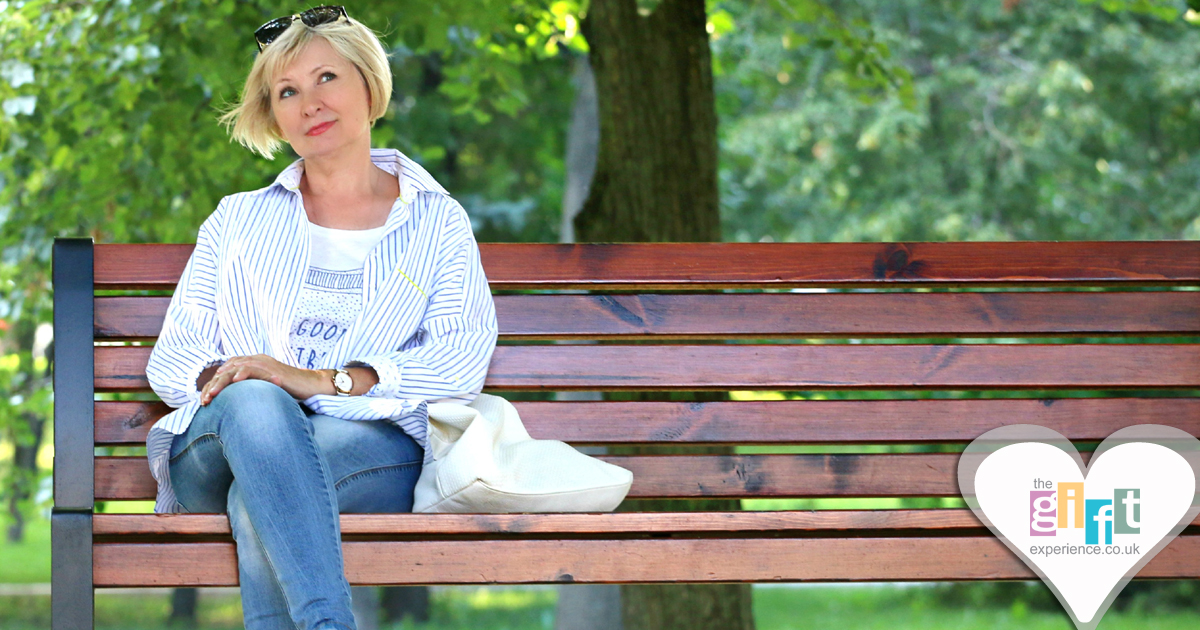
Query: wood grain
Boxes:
[
  {"xmin": 98, "ymin": 453, "xmax": 971, "ymax": 501},
  {"xmin": 93, "ymin": 509, "xmax": 988, "ymax": 537},
  {"xmin": 92, "ymin": 535, "xmax": 1200, "ymax": 586},
  {"xmin": 95, "ymin": 397, "xmax": 1200, "ymax": 446},
  {"xmin": 91, "ymin": 510, "xmax": 1200, "ymax": 537},
  {"xmin": 93, "ymin": 242, "xmax": 1200, "ymax": 290},
  {"xmin": 94, "ymin": 291, "xmax": 1200, "ymax": 340},
  {"xmin": 95, "ymin": 343, "xmax": 1200, "ymax": 392}
]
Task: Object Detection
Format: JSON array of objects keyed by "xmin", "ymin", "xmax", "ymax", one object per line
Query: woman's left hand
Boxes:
[{"xmin": 201, "ymin": 354, "xmax": 326, "ymax": 405}]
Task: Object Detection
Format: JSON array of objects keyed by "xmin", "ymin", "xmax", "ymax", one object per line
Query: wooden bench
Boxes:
[{"xmin": 51, "ymin": 238, "xmax": 1200, "ymax": 627}]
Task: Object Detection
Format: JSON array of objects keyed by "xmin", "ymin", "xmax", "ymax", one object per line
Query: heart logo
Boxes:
[{"xmin": 958, "ymin": 424, "xmax": 1200, "ymax": 629}]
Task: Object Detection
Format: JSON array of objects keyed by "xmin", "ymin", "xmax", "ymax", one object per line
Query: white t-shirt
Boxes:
[{"xmin": 288, "ymin": 221, "xmax": 388, "ymax": 369}]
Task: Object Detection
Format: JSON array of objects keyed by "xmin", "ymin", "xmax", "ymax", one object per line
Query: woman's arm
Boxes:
[
  {"xmin": 344, "ymin": 203, "xmax": 498, "ymax": 403},
  {"xmin": 145, "ymin": 206, "xmax": 231, "ymax": 408},
  {"xmin": 197, "ymin": 356, "xmax": 379, "ymax": 404}
]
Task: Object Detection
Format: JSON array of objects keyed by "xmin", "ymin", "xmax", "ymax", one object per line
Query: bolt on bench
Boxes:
[{"xmin": 52, "ymin": 238, "xmax": 1200, "ymax": 628}]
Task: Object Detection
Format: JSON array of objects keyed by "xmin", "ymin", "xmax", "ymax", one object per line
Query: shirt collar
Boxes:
[{"xmin": 269, "ymin": 148, "xmax": 446, "ymax": 207}]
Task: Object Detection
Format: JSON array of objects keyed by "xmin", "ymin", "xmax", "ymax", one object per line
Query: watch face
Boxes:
[{"xmin": 334, "ymin": 371, "xmax": 353, "ymax": 393}]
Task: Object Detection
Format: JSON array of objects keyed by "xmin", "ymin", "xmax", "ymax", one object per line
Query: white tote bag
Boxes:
[{"xmin": 412, "ymin": 393, "xmax": 634, "ymax": 513}]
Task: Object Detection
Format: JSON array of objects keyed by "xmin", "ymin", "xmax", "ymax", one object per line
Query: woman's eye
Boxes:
[{"xmin": 278, "ymin": 73, "xmax": 333, "ymax": 99}]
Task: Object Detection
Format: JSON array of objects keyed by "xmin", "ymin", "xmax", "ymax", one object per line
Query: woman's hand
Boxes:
[{"xmin": 200, "ymin": 354, "xmax": 327, "ymax": 405}]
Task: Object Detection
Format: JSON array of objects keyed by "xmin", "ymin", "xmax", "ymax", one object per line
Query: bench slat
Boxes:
[
  {"xmin": 93, "ymin": 242, "xmax": 1200, "ymax": 290},
  {"xmin": 93, "ymin": 510, "xmax": 987, "ymax": 536},
  {"xmin": 92, "ymin": 535, "xmax": 1200, "ymax": 586},
  {"xmin": 94, "ymin": 344, "xmax": 1200, "ymax": 392},
  {"xmin": 92, "ymin": 510, "xmax": 1200, "ymax": 537},
  {"xmin": 94, "ymin": 291, "xmax": 1200, "ymax": 340},
  {"xmin": 95, "ymin": 398, "xmax": 1200, "ymax": 446},
  {"xmin": 98, "ymin": 453, "xmax": 976, "ymax": 501}
]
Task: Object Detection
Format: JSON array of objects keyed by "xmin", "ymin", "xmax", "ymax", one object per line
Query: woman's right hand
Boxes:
[{"xmin": 199, "ymin": 354, "xmax": 327, "ymax": 405}]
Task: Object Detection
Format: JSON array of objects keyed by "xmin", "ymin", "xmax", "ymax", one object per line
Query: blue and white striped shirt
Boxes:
[{"xmin": 144, "ymin": 148, "xmax": 498, "ymax": 514}]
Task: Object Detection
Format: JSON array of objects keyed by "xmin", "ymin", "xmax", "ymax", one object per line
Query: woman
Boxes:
[{"xmin": 144, "ymin": 7, "xmax": 498, "ymax": 629}]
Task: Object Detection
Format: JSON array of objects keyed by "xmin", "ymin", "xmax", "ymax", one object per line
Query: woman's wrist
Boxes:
[
  {"xmin": 312, "ymin": 369, "xmax": 337, "ymax": 396},
  {"xmin": 346, "ymin": 366, "xmax": 379, "ymax": 395},
  {"xmin": 308, "ymin": 367, "xmax": 380, "ymax": 397}
]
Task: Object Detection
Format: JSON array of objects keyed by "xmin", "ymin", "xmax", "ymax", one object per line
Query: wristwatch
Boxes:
[{"xmin": 332, "ymin": 368, "xmax": 353, "ymax": 396}]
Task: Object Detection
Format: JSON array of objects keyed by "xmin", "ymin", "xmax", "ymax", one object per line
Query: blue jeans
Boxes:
[{"xmin": 168, "ymin": 379, "xmax": 424, "ymax": 630}]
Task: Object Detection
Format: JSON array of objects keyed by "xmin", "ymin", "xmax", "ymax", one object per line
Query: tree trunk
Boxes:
[
  {"xmin": 577, "ymin": 2, "xmax": 753, "ymax": 629},
  {"xmin": 611, "ymin": 406, "xmax": 753, "ymax": 630},
  {"xmin": 560, "ymin": 53, "xmax": 600, "ymax": 244},
  {"xmin": 575, "ymin": 0, "xmax": 721, "ymax": 243},
  {"xmin": 5, "ymin": 319, "xmax": 49, "ymax": 543},
  {"xmin": 555, "ymin": 49, "xmax": 624, "ymax": 630},
  {"xmin": 168, "ymin": 589, "xmax": 198, "ymax": 627},
  {"xmin": 381, "ymin": 586, "xmax": 430, "ymax": 624},
  {"xmin": 351, "ymin": 586, "xmax": 380, "ymax": 630}
]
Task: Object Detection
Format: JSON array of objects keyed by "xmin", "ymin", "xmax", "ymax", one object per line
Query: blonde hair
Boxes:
[{"xmin": 218, "ymin": 15, "xmax": 392, "ymax": 160}]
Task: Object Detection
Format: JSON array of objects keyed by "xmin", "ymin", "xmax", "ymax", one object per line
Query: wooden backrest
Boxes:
[{"xmin": 87, "ymin": 241, "xmax": 1200, "ymax": 507}]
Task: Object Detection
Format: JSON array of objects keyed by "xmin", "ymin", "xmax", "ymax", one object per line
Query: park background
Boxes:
[{"xmin": 2, "ymin": 0, "xmax": 1200, "ymax": 628}]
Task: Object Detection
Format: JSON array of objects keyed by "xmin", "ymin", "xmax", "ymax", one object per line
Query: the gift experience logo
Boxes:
[{"xmin": 1029, "ymin": 479, "xmax": 1142, "ymax": 551}]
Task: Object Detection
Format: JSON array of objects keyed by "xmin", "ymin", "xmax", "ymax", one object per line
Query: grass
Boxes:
[
  {"xmin": 1, "ymin": 585, "xmax": 1198, "ymax": 629},
  {"xmin": 753, "ymin": 585, "xmax": 1200, "ymax": 629},
  {"xmin": 0, "ymin": 517, "xmax": 50, "ymax": 584},
  {"xmin": 0, "ymin": 588, "xmax": 556, "ymax": 630}
]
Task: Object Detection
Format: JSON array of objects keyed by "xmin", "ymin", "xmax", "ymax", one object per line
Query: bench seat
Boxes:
[{"xmin": 51, "ymin": 240, "xmax": 1200, "ymax": 627}]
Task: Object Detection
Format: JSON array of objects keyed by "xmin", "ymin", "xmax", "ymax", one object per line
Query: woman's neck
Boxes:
[{"xmin": 298, "ymin": 147, "xmax": 399, "ymax": 230}]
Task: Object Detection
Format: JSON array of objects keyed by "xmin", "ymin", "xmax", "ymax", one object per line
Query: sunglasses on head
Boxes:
[{"xmin": 254, "ymin": 5, "xmax": 349, "ymax": 52}]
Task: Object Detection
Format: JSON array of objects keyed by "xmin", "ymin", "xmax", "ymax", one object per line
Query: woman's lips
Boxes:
[{"xmin": 307, "ymin": 121, "xmax": 335, "ymax": 136}]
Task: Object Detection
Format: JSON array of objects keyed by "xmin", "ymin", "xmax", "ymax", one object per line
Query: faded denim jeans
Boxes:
[{"xmin": 168, "ymin": 379, "xmax": 423, "ymax": 630}]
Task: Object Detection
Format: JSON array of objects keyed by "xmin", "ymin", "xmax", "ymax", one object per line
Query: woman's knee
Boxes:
[
  {"xmin": 210, "ymin": 379, "xmax": 308, "ymax": 441},
  {"xmin": 217, "ymin": 378, "xmax": 293, "ymax": 405}
]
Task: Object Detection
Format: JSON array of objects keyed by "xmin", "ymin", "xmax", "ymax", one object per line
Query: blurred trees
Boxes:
[
  {"xmin": 0, "ymin": 0, "xmax": 582, "ymax": 538},
  {"xmin": 576, "ymin": 1, "xmax": 752, "ymax": 627},
  {"xmin": 715, "ymin": 0, "xmax": 1200, "ymax": 243},
  {"xmin": 0, "ymin": 0, "xmax": 1197, "ymax": 622}
]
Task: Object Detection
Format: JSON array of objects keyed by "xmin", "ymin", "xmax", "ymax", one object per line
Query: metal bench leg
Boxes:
[
  {"xmin": 52, "ymin": 511, "xmax": 93, "ymax": 629},
  {"xmin": 52, "ymin": 238, "xmax": 95, "ymax": 629}
]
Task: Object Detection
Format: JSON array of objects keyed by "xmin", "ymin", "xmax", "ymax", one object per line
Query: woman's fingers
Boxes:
[
  {"xmin": 203, "ymin": 367, "xmax": 235, "ymax": 404},
  {"xmin": 203, "ymin": 356, "xmax": 289, "ymax": 405}
]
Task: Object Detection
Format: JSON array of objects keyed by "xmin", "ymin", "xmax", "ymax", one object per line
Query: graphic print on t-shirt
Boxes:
[{"xmin": 289, "ymin": 267, "xmax": 362, "ymax": 369}]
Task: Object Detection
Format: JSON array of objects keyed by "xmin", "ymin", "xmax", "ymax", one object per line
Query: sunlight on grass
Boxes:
[
  {"xmin": 0, "ymin": 518, "xmax": 50, "ymax": 584},
  {"xmin": 450, "ymin": 586, "xmax": 557, "ymax": 611},
  {"xmin": 753, "ymin": 585, "xmax": 1200, "ymax": 630},
  {"xmin": 742, "ymin": 496, "xmax": 967, "ymax": 511},
  {"xmin": 2, "ymin": 584, "xmax": 1199, "ymax": 629}
]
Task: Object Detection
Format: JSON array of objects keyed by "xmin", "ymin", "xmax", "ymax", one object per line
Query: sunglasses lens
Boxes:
[
  {"xmin": 300, "ymin": 6, "xmax": 347, "ymax": 27},
  {"xmin": 254, "ymin": 18, "xmax": 292, "ymax": 48},
  {"xmin": 255, "ymin": 6, "xmax": 346, "ymax": 51}
]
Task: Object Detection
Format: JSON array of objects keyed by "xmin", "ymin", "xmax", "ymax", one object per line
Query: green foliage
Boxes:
[
  {"xmin": 3, "ymin": 0, "xmax": 1199, "ymax": 540},
  {"xmin": 0, "ymin": 0, "xmax": 579, "ymax": 528},
  {"xmin": 1080, "ymin": 0, "xmax": 1184, "ymax": 21},
  {"xmin": 715, "ymin": 0, "xmax": 1200, "ymax": 243},
  {"xmin": 765, "ymin": 0, "xmax": 916, "ymax": 108},
  {"xmin": 0, "ymin": 350, "xmax": 52, "ymax": 513}
]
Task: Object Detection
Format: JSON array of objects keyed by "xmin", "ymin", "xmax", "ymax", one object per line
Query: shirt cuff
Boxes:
[
  {"xmin": 346, "ymin": 356, "xmax": 400, "ymax": 398},
  {"xmin": 183, "ymin": 356, "xmax": 230, "ymax": 404}
]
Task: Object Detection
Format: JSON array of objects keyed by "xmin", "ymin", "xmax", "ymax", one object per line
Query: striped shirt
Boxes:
[{"xmin": 144, "ymin": 148, "xmax": 498, "ymax": 514}]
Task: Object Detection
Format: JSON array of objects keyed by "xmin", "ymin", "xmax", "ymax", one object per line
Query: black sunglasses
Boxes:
[{"xmin": 254, "ymin": 5, "xmax": 349, "ymax": 52}]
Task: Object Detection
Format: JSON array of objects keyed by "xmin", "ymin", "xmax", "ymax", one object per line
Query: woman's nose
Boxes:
[{"xmin": 301, "ymin": 94, "xmax": 322, "ymax": 116}]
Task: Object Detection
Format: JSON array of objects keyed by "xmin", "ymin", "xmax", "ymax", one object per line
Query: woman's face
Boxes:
[{"xmin": 270, "ymin": 36, "xmax": 371, "ymax": 159}]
